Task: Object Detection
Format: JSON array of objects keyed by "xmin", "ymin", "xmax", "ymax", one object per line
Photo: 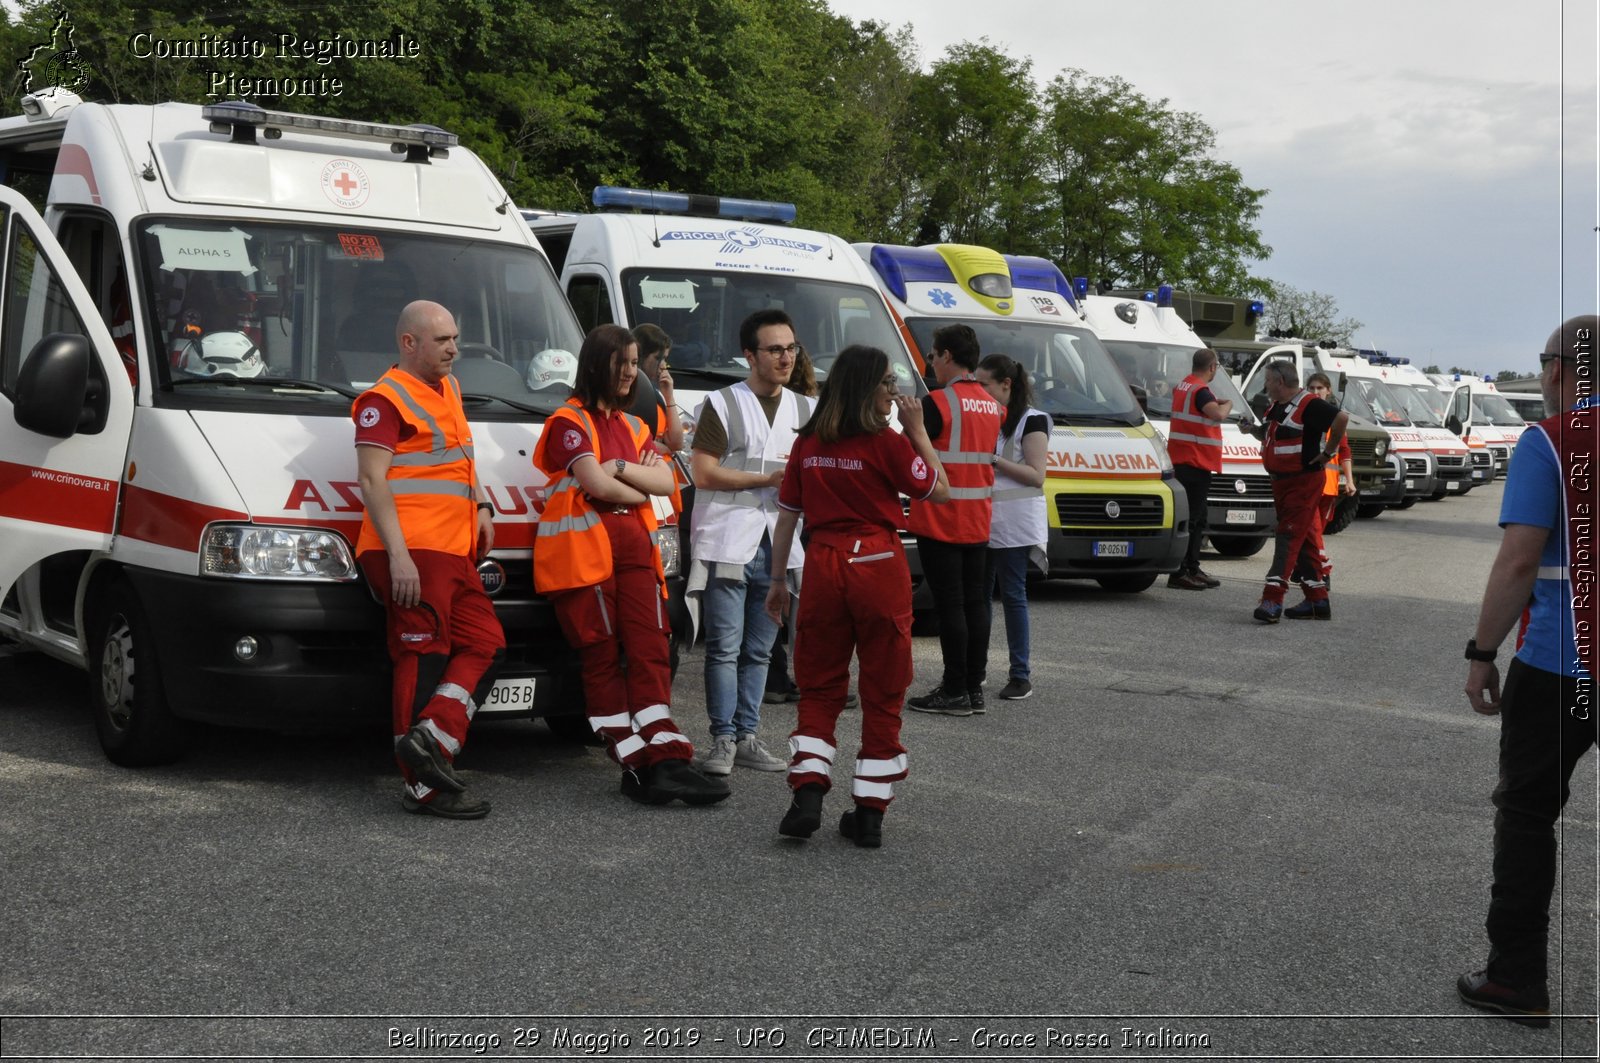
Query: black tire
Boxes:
[
  {"xmin": 544, "ymin": 712, "xmax": 601, "ymax": 744},
  {"xmin": 1210, "ymin": 535, "xmax": 1269, "ymax": 558},
  {"xmin": 1095, "ymin": 572, "xmax": 1159, "ymax": 593},
  {"xmin": 1355, "ymin": 503, "xmax": 1387, "ymax": 519},
  {"xmin": 1323, "ymin": 496, "xmax": 1358, "ymax": 536},
  {"xmin": 87, "ymin": 580, "xmax": 188, "ymax": 766},
  {"xmin": 1397, "ymin": 496, "xmax": 1419, "ymax": 509},
  {"xmin": 1428, "ymin": 485, "xmax": 1450, "ymax": 501}
]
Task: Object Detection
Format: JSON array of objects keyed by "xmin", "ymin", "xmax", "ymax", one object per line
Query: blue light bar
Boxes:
[
  {"xmin": 591, "ymin": 185, "xmax": 797, "ymax": 225},
  {"xmin": 1142, "ymin": 290, "xmax": 1156, "ymax": 302},
  {"xmin": 1073, "ymin": 276, "xmax": 1090, "ymax": 299},
  {"xmin": 868, "ymin": 245, "xmax": 955, "ymax": 304},
  {"xmin": 1248, "ymin": 300, "xmax": 1265, "ymax": 315},
  {"xmin": 1003, "ymin": 255, "xmax": 1077, "ymax": 310},
  {"xmin": 1156, "ymin": 284, "xmax": 1174, "ymax": 307}
]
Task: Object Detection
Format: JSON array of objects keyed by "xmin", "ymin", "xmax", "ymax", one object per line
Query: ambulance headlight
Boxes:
[
  {"xmin": 201, "ymin": 525, "xmax": 359, "ymax": 581},
  {"xmin": 1151, "ymin": 434, "xmax": 1175, "ymax": 477},
  {"xmin": 654, "ymin": 526, "xmax": 682, "ymax": 579}
]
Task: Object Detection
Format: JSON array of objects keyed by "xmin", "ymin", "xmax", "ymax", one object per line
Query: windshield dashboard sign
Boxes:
[{"xmin": 658, "ymin": 225, "xmax": 823, "ymax": 256}]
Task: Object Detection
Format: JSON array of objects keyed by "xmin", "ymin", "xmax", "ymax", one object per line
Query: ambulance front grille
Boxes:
[{"xmin": 1056, "ymin": 494, "xmax": 1165, "ymax": 529}]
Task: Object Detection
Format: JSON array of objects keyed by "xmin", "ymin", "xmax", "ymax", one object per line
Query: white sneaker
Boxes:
[
  {"xmin": 695, "ymin": 734, "xmax": 737, "ymax": 776},
  {"xmin": 734, "ymin": 734, "xmax": 787, "ymax": 772}
]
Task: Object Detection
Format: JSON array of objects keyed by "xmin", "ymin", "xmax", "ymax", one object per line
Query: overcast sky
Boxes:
[{"xmin": 828, "ymin": 0, "xmax": 1598, "ymax": 376}]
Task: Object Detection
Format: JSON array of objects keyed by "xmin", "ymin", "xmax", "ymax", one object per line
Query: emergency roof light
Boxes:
[
  {"xmin": 868, "ymin": 245, "xmax": 955, "ymax": 304},
  {"xmin": 1248, "ymin": 300, "xmax": 1265, "ymax": 315},
  {"xmin": 1156, "ymin": 284, "xmax": 1174, "ymax": 307},
  {"xmin": 1072, "ymin": 276, "xmax": 1090, "ymax": 299},
  {"xmin": 1115, "ymin": 301, "xmax": 1140, "ymax": 324},
  {"xmin": 202, "ymin": 101, "xmax": 456, "ymax": 160},
  {"xmin": 19, "ymin": 87, "xmax": 82, "ymax": 122},
  {"xmin": 591, "ymin": 185, "xmax": 797, "ymax": 225},
  {"xmin": 1141, "ymin": 290, "xmax": 1156, "ymax": 302},
  {"xmin": 1004, "ymin": 255, "xmax": 1078, "ymax": 310},
  {"xmin": 1483, "ymin": 374, "xmax": 1493, "ymax": 382}
]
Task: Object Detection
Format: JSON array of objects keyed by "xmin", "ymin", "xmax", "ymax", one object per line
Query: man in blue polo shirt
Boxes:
[{"xmin": 1458, "ymin": 314, "xmax": 1597, "ymax": 1027}]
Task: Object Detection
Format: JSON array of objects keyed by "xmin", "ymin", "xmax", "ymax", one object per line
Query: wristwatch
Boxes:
[
  {"xmin": 614, "ymin": 459, "xmax": 627, "ymax": 477},
  {"xmin": 1464, "ymin": 639, "xmax": 1497, "ymax": 662},
  {"xmin": 476, "ymin": 501, "xmax": 493, "ymax": 514}
]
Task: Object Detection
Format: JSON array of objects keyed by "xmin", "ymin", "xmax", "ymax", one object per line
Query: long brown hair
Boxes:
[
  {"xmin": 573, "ymin": 324, "xmax": 637, "ymax": 409},
  {"xmin": 799, "ymin": 345, "xmax": 890, "ymax": 444},
  {"xmin": 979, "ymin": 353, "xmax": 1034, "ymax": 437}
]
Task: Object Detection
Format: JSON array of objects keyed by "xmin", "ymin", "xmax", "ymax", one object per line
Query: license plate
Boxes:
[
  {"xmin": 1093, "ymin": 541, "xmax": 1131, "ymax": 558},
  {"xmin": 1225, "ymin": 509, "xmax": 1256, "ymax": 525},
  {"xmin": 1406, "ymin": 479, "xmax": 1419, "ymax": 489},
  {"xmin": 1472, "ymin": 469, "xmax": 1486, "ymax": 480},
  {"xmin": 482, "ymin": 677, "xmax": 537, "ymax": 711}
]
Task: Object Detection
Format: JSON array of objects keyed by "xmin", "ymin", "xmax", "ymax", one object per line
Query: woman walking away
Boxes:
[
  {"xmin": 533, "ymin": 324, "xmax": 729, "ymax": 806},
  {"xmin": 765, "ymin": 345, "xmax": 949, "ymax": 848},
  {"xmin": 976, "ymin": 354, "xmax": 1048, "ymax": 701}
]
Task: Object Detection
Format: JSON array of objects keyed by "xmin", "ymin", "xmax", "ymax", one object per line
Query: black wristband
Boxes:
[
  {"xmin": 1464, "ymin": 639, "xmax": 1497, "ymax": 663},
  {"xmin": 477, "ymin": 502, "xmax": 493, "ymax": 514}
]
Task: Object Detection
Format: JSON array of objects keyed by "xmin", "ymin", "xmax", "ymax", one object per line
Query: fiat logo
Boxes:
[
  {"xmin": 1235, "ymin": 479, "xmax": 1248, "ymax": 494},
  {"xmin": 1104, "ymin": 500, "xmax": 1121, "ymax": 519},
  {"xmin": 477, "ymin": 559, "xmax": 507, "ymax": 598}
]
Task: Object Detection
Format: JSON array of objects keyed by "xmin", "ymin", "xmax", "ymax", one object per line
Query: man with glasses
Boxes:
[
  {"xmin": 1458, "ymin": 315, "xmax": 1598, "ymax": 1028},
  {"xmin": 688, "ymin": 309, "xmax": 817, "ymax": 776}
]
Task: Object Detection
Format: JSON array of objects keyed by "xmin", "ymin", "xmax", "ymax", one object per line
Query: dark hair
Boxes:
[
  {"xmin": 573, "ymin": 324, "xmax": 637, "ymax": 409},
  {"xmin": 932, "ymin": 323, "xmax": 980, "ymax": 371},
  {"xmin": 1306, "ymin": 371, "xmax": 1333, "ymax": 390},
  {"xmin": 786, "ymin": 343, "xmax": 818, "ymax": 397},
  {"xmin": 978, "ymin": 353, "xmax": 1034, "ymax": 437},
  {"xmin": 739, "ymin": 308, "xmax": 795, "ymax": 355},
  {"xmin": 799, "ymin": 345, "xmax": 890, "ymax": 444},
  {"xmin": 632, "ymin": 323, "xmax": 671, "ymax": 361},
  {"xmin": 1266, "ymin": 360, "xmax": 1299, "ymax": 389},
  {"xmin": 1191, "ymin": 348, "xmax": 1218, "ymax": 373}
]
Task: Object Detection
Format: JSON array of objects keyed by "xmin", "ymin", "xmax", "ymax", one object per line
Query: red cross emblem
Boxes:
[{"xmin": 333, "ymin": 171, "xmax": 358, "ymax": 196}]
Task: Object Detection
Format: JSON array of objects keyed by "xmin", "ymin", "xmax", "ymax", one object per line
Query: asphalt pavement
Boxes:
[{"xmin": 1, "ymin": 482, "xmax": 1595, "ymax": 1061}]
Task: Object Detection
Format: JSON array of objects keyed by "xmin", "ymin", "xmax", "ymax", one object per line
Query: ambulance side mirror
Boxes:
[{"xmin": 13, "ymin": 333, "xmax": 101, "ymax": 438}]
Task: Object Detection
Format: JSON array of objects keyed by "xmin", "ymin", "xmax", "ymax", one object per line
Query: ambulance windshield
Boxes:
[
  {"xmin": 1102, "ymin": 341, "xmax": 1252, "ymax": 425},
  {"xmin": 1406, "ymin": 382, "xmax": 1450, "ymax": 424},
  {"xmin": 1391, "ymin": 383, "xmax": 1445, "ymax": 427},
  {"xmin": 1472, "ymin": 392, "xmax": 1525, "ymax": 426},
  {"xmin": 1342, "ymin": 377, "xmax": 1412, "ymax": 427},
  {"xmin": 136, "ymin": 219, "xmax": 583, "ymax": 415},
  {"xmin": 903, "ymin": 319, "xmax": 1142, "ymax": 426},
  {"xmin": 620, "ymin": 270, "xmax": 924, "ymax": 395}
]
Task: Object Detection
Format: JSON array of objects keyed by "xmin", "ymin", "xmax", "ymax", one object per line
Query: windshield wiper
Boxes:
[
  {"xmin": 1052, "ymin": 412, "xmax": 1140, "ymax": 427},
  {"xmin": 669, "ymin": 364, "xmax": 748, "ymax": 381},
  {"xmin": 168, "ymin": 376, "xmax": 359, "ymax": 399},
  {"xmin": 460, "ymin": 392, "xmax": 553, "ymax": 417}
]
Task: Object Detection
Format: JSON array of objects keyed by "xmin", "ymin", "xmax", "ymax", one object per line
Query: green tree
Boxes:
[{"xmin": 1259, "ymin": 282, "xmax": 1364, "ymax": 345}]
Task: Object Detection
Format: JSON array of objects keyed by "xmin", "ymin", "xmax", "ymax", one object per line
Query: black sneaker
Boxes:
[
  {"xmin": 649, "ymin": 759, "xmax": 732, "ymax": 806},
  {"xmin": 402, "ymin": 789, "xmax": 490, "ymax": 819},
  {"xmin": 397, "ymin": 724, "xmax": 465, "ymax": 794},
  {"xmin": 778, "ymin": 783, "xmax": 826, "ymax": 838},
  {"xmin": 907, "ymin": 686, "xmax": 973, "ymax": 716},
  {"xmin": 967, "ymin": 688, "xmax": 986, "ymax": 715},
  {"xmin": 998, "ymin": 678, "xmax": 1033, "ymax": 700},
  {"xmin": 1193, "ymin": 568, "xmax": 1223, "ymax": 588},
  {"xmin": 1168, "ymin": 572, "xmax": 1209, "ymax": 590},
  {"xmin": 1283, "ymin": 598, "xmax": 1332, "ymax": 620},
  {"xmin": 1252, "ymin": 599, "xmax": 1283, "ymax": 624},
  {"xmin": 1456, "ymin": 970, "xmax": 1551, "ymax": 1027},
  {"xmin": 839, "ymin": 804, "xmax": 884, "ymax": 848},
  {"xmin": 620, "ymin": 767, "xmax": 673, "ymax": 805}
]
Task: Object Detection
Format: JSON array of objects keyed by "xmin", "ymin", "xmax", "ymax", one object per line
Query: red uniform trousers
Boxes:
[
  {"xmin": 360, "ymin": 549, "xmax": 505, "ymax": 803},
  {"xmin": 1261, "ymin": 470, "xmax": 1330, "ymax": 605},
  {"xmin": 550, "ymin": 511, "xmax": 693, "ymax": 769},
  {"xmin": 788, "ymin": 529, "xmax": 911, "ymax": 812}
]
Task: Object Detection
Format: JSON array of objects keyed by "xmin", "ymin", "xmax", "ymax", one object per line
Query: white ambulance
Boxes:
[
  {"xmin": 1440, "ymin": 374, "xmax": 1526, "ymax": 478},
  {"xmin": 0, "ymin": 88, "xmax": 648, "ymax": 765},
  {"xmin": 1237, "ymin": 342, "xmax": 1473, "ymax": 505},
  {"xmin": 1371, "ymin": 357, "xmax": 1497, "ymax": 486},
  {"xmin": 854, "ymin": 245, "xmax": 1189, "ymax": 590},
  {"xmin": 1076, "ymin": 285, "xmax": 1274, "ymax": 559}
]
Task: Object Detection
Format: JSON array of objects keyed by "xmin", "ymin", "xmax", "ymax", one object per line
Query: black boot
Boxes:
[
  {"xmin": 838, "ymin": 804, "xmax": 884, "ymax": 848},
  {"xmin": 778, "ymin": 783, "xmax": 826, "ymax": 838}
]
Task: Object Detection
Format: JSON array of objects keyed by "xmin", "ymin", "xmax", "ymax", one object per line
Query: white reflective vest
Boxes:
[
  {"xmin": 989, "ymin": 408, "xmax": 1048, "ymax": 551},
  {"xmin": 692, "ymin": 382, "xmax": 814, "ymax": 568}
]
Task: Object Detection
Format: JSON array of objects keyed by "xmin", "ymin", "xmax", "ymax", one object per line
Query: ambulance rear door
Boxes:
[{"xmin": 0, "ymin": 185, "xmax": 134, "ymax": 645}]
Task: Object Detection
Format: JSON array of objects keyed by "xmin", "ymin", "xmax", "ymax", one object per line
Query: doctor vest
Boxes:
[
  {"xmin": 354, "ymin": 368, "xmax": 478, "ymax": 558},
  {"xmin": 1166, "ymin": 373, "xmax": 1224, "ymax": 473},
  {"xmin": 908, "ymin": 379, "xmax": 1003, "ymax": 544},
  {"xmin": 531, "ymin": 399, "xmax": 663, "ymax": 596},
  {"xmin": 692, "ymin": 382, "xmax": 814, "ymax": 568},
  {"xmin": 1262, "ymin": 390, "xmax": 1322, "ymax": 475}
]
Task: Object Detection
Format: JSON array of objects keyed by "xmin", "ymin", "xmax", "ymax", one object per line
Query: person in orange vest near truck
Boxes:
[
  {"xmin": 1307, "ymin": 372, "xmax": 1356, "ymax": 585},
  {"xmin": 906, "ymin": 323, "xmax": 1004, "ymax": 717},
  {"xmin": 1165, "ymin": 348, "xmax": 1233, "ymax": 591},
  {"xmin": 1245, "ymin": 361, "xmax": 1349, "ymax": 623},
  {"xmin": 353, "ymin": 301, "xmax": 505, "ymax": 820},
  {"xmin": 532, "ymin": 324, "xmax": 729, "ymax": 807}
]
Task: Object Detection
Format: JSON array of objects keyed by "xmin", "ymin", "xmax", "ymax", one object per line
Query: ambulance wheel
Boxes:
[
  {"xmin": 1210, "ymin": 535, "xmax": 1268, "ymax": 558},
  {"xmin": 1095, "ymin": 573, "xmax": 1158, "ymax": 593},
  {"xmin": 1396, "ymin": 496, "xmax": 1419, "ymax": 509},
  {"xmin": 1324, "ymin": 497, "xmax": 1358, "ymax": 536},
  {"xmin": 87, "ymin": 580, "xmax": 189, "ymax": 766},
  {"xmin": 544, "ymin": 712, "xmax": 600, "ymax": 744},
  {"xmin": 1355, "ymin": 503, "xmax": 1387, "ymax": 519},
  {"xmin": 1428, "ymin": 486, "xmax": 1448, "ymax": 501}
]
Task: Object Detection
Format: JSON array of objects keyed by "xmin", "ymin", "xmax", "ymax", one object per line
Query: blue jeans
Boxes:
[
  {"xmin": 701, "ymin": 538, "xmax": 781, "ymax": 738},
  {"xmin": 985, "ymin": 545, "xmax": 1031, "ymax": 682}
]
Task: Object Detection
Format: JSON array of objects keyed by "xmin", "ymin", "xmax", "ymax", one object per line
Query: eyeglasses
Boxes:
[
  {"xmin": 880, "ymin": 376, "xmax": 899, "ymax": 393},
  {"xmin": 1539, "ymin": 352, "xmax": 1572, "ymax": 366},
  {"xmin": 754, "ymin": 343, "xmax": 800, "ymax": 358}
]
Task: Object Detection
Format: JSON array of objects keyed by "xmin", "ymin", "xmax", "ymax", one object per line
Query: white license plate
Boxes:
[
  {"xmin": 1225, "ymin": 509, "xmax": 1257, "ymax": 525},
  {"xmin": 1472, "ymin": 469, "xmax": 1486, "ymax": 480},
  {"xmin": 482, "ymin": 677, "xmax": 537, "ymax": 711},
  {"xmin": 1093, "ymin": 541, "xmax": 1131, "ymax": 558},
  {"xmin": 1406, "ymin": 479, "xmax": 1419, "ymax": 489}
]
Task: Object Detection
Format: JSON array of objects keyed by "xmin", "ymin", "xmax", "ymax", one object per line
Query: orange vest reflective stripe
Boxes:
[
  {"xmin": 354, "ymin": 369, "xmax": 477, "ymax": 556},
  {"xmin": 531, "ymin": 399, "xmax": 663, "ymax": 595},
  {"xmin": 1263, "ymin": 391, "xmax": 1319, "ymax": 475},
  {"xmin": 908, "ymin": 379, "xmax": 1003, "ymax": 543},
  {"xmin": 655, "ymin": 400, "xmax": 686, "ymax": 515},
  {"xmin": 1166, "ymin": 374, "xmax": 1224, "ymax": 473}
]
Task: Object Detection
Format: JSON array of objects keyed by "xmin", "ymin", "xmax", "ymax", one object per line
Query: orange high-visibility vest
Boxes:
[
  {"xmin": 908, "ymin": 379, "xmax": 1003, "ymax": 544},
  {"xmin": 654, "ymin": 399, "xmax": 686, "ymax": 515},
  {"xmin": 1323, "ymin": 436, "xmax": 1351, "ymax": 496},
  {"xmin": 354, "ymin": 368, "xmax": 477, "ymax": 557},
  {"xmin": 532, "ymin": 399, "xmax": 663, "ymax": 595},
  {"xmin": 1166, "ymin": 374, "xmax": 1224, "ymax": 473}
]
